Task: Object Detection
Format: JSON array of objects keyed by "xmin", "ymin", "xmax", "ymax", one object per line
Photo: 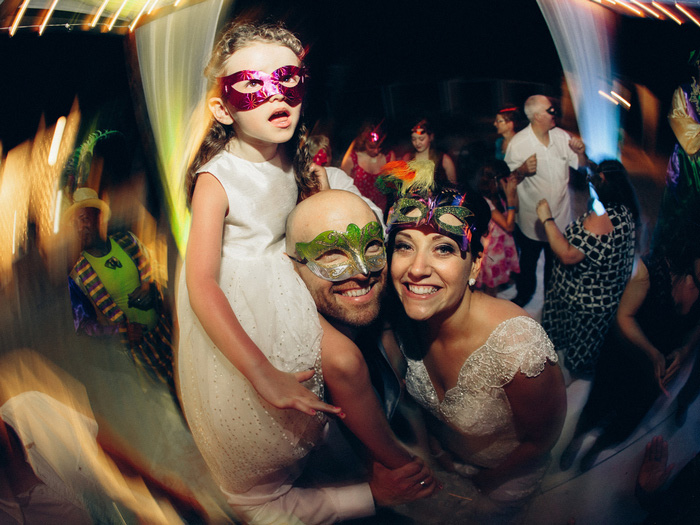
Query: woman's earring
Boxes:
[{"xmin": 468, "ymin": 277, "xmax": 476, "ymax": 288}]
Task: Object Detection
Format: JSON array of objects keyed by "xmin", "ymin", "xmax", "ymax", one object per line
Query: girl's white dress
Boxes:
[{"xmin": 177, "ymin": 151, "xmax": 326, "ymax": 500}]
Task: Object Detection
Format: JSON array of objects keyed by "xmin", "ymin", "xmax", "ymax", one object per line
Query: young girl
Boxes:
[
  {"xmin": 475, "ymin": 160, "xmax": 520, "ymax": 296},
  {"xmin": 176, "ymin": 20, "xmax": 340, "ymax": 511},
  {"xmin": 177, "ymin": 22, "xmax": 423, "ymax": 522}
]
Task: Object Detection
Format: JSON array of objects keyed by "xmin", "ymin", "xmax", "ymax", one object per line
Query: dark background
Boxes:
[{"xmin": 1, "ymin": 0, "xmax": 699, "ymax": 164}]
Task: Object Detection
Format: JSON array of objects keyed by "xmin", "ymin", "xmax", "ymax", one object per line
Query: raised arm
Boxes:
[
  {"xmin": 340, "ymin": 143, "xmax": 355, "ymax": 177},
  {"xmin": 616, "ymin": 260, "xmax": 668, "ymax": 393},
  {"xmin": 320, "ymin": 316, "xmax": 413, "ymax": 469},
  {"xmin": 535, "ymin": 199, "xmax": 585, "ymax": 265},
  {"xmin": 473, "ymin": 361, "xmax": 566, "ymax": 493},
  {"xmin": 490, "ymin": 177, "xmax": 519, "ymax": 233},
  {"xmin": 187, "ymin": 173, "xmax": 340, "ymax": 416},
  {"xmin": 441, "ymin": 154, "xmax": 457, "ymax": 184}
]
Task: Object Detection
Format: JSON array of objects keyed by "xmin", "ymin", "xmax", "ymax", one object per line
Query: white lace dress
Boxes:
[
  {"xmin": 177, "ymin": 152, "xmax": 326, "ymax": 501},
  {"xmin": 405, "ymin": 316, "xmax": 557, "ymax": 505}
]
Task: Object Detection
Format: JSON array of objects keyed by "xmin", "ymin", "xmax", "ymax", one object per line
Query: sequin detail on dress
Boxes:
[{"xmin": 405, "ymin": 316, "xmax": 556, "ymax": 468}]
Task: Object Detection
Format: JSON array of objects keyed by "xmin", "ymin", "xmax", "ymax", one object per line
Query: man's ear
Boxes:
[{"xmin": 209, "ymin": 97, "xmax": 234, "ymax": 126}]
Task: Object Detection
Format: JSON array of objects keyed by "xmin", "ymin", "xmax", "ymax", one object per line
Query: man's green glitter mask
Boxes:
[{"xmin": 290, "ymin": 222, "xmax": 387, "ymax": 282}]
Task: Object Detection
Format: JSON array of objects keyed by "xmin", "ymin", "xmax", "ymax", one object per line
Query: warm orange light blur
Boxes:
[
  {"xmin": 9, "ymin": 0, "xmax": 30, "ymax": 36},
  {"xmin": 107, "ymin": 0, "xmax": 129, "ymax": 31},
  {"xmin": 147, "ymin": 0, "xmax": 159, "ymax": 15},
  {"xmin": 676, "ymin": 3, "xmax": 700, "ymax": 28},
  {"xmin": 129, "ymin": 0, "xmax": 150, "ymax": 32},
  {"xmin": 652, "ymin": 1, "xmax": 683, "ymax": 23},
  {"xmin": 39, "ymin": 0, "xmax": 61, "ymax": 35},
  {"xmin": 630, "ymin": 0, "xmax": 660, "ymax": 18},
  {"xmin": 616, "ymin": 0, "xmax": 644, "ymax": 16},
  {"xmin": 90, "ymin": 0, "xmax": 111, "ymax": 28},
  {"xmin": 48, "ymin": 116, "xmax": 67, "ymax": 166}
]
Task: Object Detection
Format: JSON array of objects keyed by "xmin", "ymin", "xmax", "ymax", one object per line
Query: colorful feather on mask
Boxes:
[{"xmin": 376, "ymin": 159, "xmax": 436, "ymax": 196}]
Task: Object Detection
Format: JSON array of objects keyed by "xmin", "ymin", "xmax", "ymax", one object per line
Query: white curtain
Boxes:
[
  {"xmin": 134, "ymin": 0, "xmax": 228, "ymax": 254},
  {"xmin": 537, "ymin": 0, "xmax": 619, "ymax": 162}
]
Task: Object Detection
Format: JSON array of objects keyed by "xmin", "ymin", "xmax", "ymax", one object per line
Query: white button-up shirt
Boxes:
[{"xmin": 505, "ymin": 124, "xmax": 579, "ymax": 241}]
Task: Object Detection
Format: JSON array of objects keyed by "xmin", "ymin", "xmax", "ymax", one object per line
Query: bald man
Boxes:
[
  {"xmin": 285, "ymin": 190, "xmax": 437, "ymax": 520},
  {"xmin": 505, "ymin": 95, "xmax": 588, "ymax": 307}
]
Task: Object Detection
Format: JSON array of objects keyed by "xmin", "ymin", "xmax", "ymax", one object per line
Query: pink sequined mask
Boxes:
[{"xmin": 218, "ymin": 65, "xmax": 307, "ymax": 111}]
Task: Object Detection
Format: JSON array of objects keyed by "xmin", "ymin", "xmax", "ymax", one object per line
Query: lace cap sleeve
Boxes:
[{"xmin": 488, "ymin": 316, "xmax": 557, "ymax": 382}]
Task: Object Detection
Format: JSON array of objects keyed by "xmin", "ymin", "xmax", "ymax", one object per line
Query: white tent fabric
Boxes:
[
  {"xmin": 537, "ymin": 0, "xmax": 620, "ymax": 162},
  {"xmin": 134, "ymin": 0, "xmax": 227, "ymax": 253}
]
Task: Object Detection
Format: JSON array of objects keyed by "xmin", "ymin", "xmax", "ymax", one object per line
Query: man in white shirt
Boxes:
[{"xmin": 505, "ymin": 95, "xmax": 587, "ymax": 306}]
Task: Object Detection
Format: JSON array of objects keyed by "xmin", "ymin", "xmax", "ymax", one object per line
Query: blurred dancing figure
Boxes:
[
  {"xmin": 655, "ymin": 49, "xmax": 700, "ymax": 249},
  {"xmin": 475, "ymin": 160, "xmax": 520, "ymax": 296},
  {"xmin": 560, "ymin": 231, "xmax": 700, "ymax": 472},
  {"xmin": 66, "ymin": 187, "xmax": 174, "ymax": 390},
  {"xmin": 493, "ymin": 106, "xmax": 523, "ymax": 161},
  {"xmin": 539, "ymin": 160, "xmax": 639, "ymax": 378},
  {"xmin": 341, "ymin": 122, "xmax": 395, "ymax": 211},
  {"xmin": 402, "ymin": 118, "xmax": 457, "ymax": 184}
]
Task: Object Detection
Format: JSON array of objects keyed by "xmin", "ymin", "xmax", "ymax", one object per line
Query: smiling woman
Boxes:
[{"xmin": 381, "ymin": 160, "xmax": 566, "ymax": 522}]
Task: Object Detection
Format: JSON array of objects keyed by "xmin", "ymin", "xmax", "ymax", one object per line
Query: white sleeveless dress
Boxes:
[{"xmin": 177, "ymin": 151, "xmax": 326, "ymax": 499}]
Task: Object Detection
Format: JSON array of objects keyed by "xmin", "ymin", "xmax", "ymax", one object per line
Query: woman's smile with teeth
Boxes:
[{"xmin": 407, "ymin": 284, "xmax": 438, "ymax": 295}]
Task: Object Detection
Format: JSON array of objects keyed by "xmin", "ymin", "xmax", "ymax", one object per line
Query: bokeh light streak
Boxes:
[
  {"xmin": 53, "ymin": 190, "xmax": 63, "ymax": 234},
  {"xmin": 610, "ymin": 90, "xmax": 631, "ymax": 109},
  {"xmin": 12, "ymin": 211, "xmax": 17, "ymax": 256},
  {"xmin": 9, "ymin": 0, "xmax": 31, "ymax": 36},
  {"xmin": 675, "ymin": 3, "xmax": 700, "ymax": 27},
  {"xmin": 630, "ymin": 0, "xmax": 660, "ymax": 18},
  {"xmin": 129, "ymin": 0, "xmax": 151, "ymax": 32},
  {"xmin": 147, "ymin": 0, "xmax": 159, "ymax": 16},
  {"xmin": 652, "ymin": 1, "xmax": 683, "ymax": 23},
  {"xmin": 651, "ymin": 2, "xmax": 683, "ymax": 25},
  {"xmin": 616, "ymin": 0, "xmax": 644, "ymax": 16},
  {"xmin": 599, "ymin": 89, "xmax": 620, "ymax": 104},
  {"xmin": 48, "ymin": 116, "xmax": 67, "ymax": 166},
  {"xmin": 90, "ymin": 0, "xmax": 111, "ymax": 28},
  {"xmin": 0, "ymin": 103, "xmax": 80, "ymax": 281},
  {"xmin": 38, "ymin": 0, "xmax": 61, "ymax": 35},
  {"xmin": 107, "ymin": 0, "xmax": 129, "ymax": 32}
]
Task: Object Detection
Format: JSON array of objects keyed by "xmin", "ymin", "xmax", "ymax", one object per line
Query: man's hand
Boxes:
[
  {"xmin": 514, "ymin": 154, "xmax": 537, "ymax": 182},
  {"xmin": 569, "ymin": 137, "xmax": 586, "ymax": 156},
  {"xmin": 369, "ymin": 457, "xmax": 439, "ymax": 507},
  {"xmin": 128, "ymin": 283, "xmax": 156, "ymax": 310}
]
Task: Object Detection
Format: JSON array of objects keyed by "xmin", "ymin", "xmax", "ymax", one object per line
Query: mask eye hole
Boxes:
[
  {"xmin": 440, "ymin": 213, "xmax": 463, "ymax": 227},
  {"xmin": 315, "ymin": 249, "xmax": 348, "ymax": 265},
  {"xmin": 402, "ymin": 206, "xmax": 422, "ymax": 218},
  {"xmin": 365, "ymin": 240, "xmax": 384, "ymax": 256}
]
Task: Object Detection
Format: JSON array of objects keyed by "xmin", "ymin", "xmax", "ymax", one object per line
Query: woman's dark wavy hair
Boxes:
[
  {"xmin": 595, "ymin": 160, "xmax": 641, "ymax": 223},
  {"xmin": 185, "ymin": 21, "xmax": 319, "ymax": 205}
]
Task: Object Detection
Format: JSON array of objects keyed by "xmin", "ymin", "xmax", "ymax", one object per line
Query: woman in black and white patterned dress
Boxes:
[{"xmin": 538, "ymin": 160, "xmax": 639, "ymax": 378}]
